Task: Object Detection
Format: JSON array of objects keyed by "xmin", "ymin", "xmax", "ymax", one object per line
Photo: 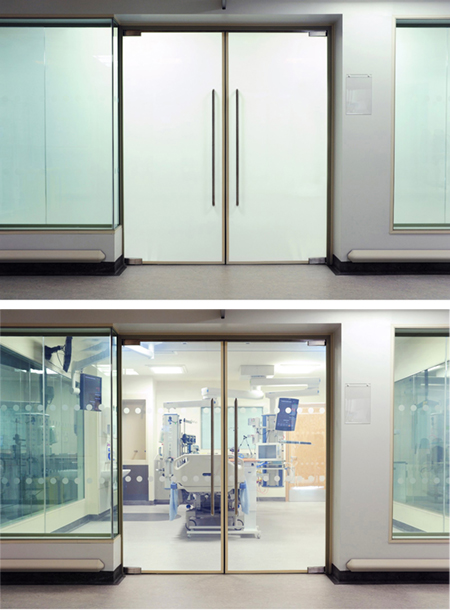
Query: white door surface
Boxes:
[
  {"xmin": 228, "ymin": 33, "xmax": 328, "ymax": 263},
  {"xmin": 124, "ymin": 33, "xmax": 223, "ymax": 262}
]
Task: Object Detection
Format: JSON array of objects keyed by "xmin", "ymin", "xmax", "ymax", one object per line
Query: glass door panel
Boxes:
[
  {"xmin": 121, "ymin": 341, "xmax": 223, "ymax": 571},
  {"xmin": 226, "ymin": 341, "xmax": 326, "ymax": 571},
  {"xmin": 123, "ymin": 33, "xmax": 224, "ymax": 262},
  {"xmin": 228, "ymin": 33, "xmax": 328, "ymax": 262}
]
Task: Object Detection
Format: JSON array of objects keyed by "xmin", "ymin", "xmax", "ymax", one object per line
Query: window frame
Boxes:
[
  {"xmin": 390, "ymin": 17, "xmax": 450, "ymax": 235},
  {"xmin": 389, "ymin": 325, "xmax": 450, "ymax": 543}
]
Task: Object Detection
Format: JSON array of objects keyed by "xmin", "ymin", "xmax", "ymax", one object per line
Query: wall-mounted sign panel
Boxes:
[
  {"xmin": 346, "ymin": 74, "xmax": 372, "ymax": 115},
  {"xmin": 344, "ymin": 383, "xmax": 371, "ymax": 424}
]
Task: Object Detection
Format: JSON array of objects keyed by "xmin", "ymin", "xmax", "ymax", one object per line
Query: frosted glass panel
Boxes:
[
  {"xmin": 228, "ymin": 33, "xmax": 328, "ymax": 262},
  {"xmin": 0, "ymin": 23, "xmax": 117, "ymax": 229},
  {"xmin": 123, "ymin": 33, "xmax": 223, "ymax": 262},
  {"xmin": 394, "ymin": 27, "xmax": 450, "ymax": 229},
  {"xmin": 45, "ymin": 28, "xmax": 113, "ymax": 226},
  {"xmin": 0, "ymin": 28, "xmax": 46, "ymax": 225}
]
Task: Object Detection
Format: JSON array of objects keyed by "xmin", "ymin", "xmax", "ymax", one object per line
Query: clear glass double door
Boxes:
[
  {"xmin": 121, "ymin": 340, "xmax": 327, "ymax": 572},
  {"xmin": 123, "ymin": 32, "xmax": 328, "ymax": 263}
]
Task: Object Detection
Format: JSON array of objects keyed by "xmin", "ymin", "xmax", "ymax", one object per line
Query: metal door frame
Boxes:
[
  {"xmin": 119, "ymin": 333, "xmax": 334, "ymax": 574},
  {"xmin": 120, "ymin": 26, "xmax": 334, "ymax": 265}
]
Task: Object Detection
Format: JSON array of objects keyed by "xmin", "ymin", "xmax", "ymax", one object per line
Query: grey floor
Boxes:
[
  {"xmin": 1, "ymin": 574, "xmax": 449, "ymax": 609},
  {"xmin": 120, "ymin": 502, "xmax": 325, "ymax": 571},
  {"xmin": 1, "ymin": 265, "xmax": 449, "ymax": 300}
]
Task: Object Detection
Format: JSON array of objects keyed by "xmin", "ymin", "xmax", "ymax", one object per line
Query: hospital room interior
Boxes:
[{"xmin": 119, "ymin": 340, "xmax": 327, "ymax": 573}]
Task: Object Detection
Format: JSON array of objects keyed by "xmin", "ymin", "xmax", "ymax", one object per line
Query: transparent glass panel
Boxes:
[
  {"xmin": 111, "ymin": 334, "xmax": 119, "ymax": 535},
  {"xmin": 394, "ymin": 26, "xmax": 450, "ymax": 230},
  {"xmin": 122, "ymin": 341, "xmax": 222, "ymax": 571},
  {"xmin": 123, "ymin": 33, "xmax": 223, "ymax": 262},
  {"xmin": 226, "ymin": 341, "xmax": 326, "ymax": 571},
  {"xmin": 393, "ymin": 331, "xmax": 449, "ymax": 538},
  {"xmin": 0, "ymin": 22, "xmax": 117, "ymax": 229},
  {"xmin": 0, "ymin": 330, "xmax": 118, "ymax": 538},
  {"xmin": 228, "ymin": 33, "xmax": 328, "ymax": 262}
]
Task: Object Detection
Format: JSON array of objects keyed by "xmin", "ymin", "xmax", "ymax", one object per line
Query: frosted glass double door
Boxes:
[{"xmin": 124, "ymin": 32, "xmax": 328, "ymax": 263}]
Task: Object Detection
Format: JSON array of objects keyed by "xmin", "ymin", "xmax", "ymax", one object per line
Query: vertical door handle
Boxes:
[
  {"xmin": 234, "ymin": 397, "xmax": 238, "ymax": 515},
  {"xmin": 210, "ymin": 398, "xmax": 215, "ymax": 515},
  {"xmin": 236, "ymin": 90, "xmax": 239, "ymax": 207},
  {"xmin": 212, "ymin": 90, "xmax": 215, "ymax": 207}
]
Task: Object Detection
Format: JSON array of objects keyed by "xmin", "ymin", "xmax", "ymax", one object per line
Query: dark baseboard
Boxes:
[
  {"xmin": 0, "ymin": 255, "xmax": 126, "ymax": 276},
  {"xmin": 0, "ymin": 564, "xmax": 124, "ymax": 585},
  {"xmin": 328, "ymin": 564, "xmax": 450, "ymax": 585},
  {"xmin": 328, "ymin": 255, "xmax": 450, "ymax": 276}
]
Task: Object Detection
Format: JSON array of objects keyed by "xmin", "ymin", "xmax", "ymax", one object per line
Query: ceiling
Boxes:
[{"xmin": 121, "ymin": 340, "xmax": 326, "ymax": 382}]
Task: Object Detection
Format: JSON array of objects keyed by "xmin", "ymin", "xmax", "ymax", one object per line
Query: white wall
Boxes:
[{"xmin": 1, "ymin": 1, "xmax": 449, "ymax": 260}]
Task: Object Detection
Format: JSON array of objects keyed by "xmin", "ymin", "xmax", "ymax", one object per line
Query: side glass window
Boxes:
[
  {"xmin": 0, "ymin": 21, "xmax": 118, "ymax": 229},
  {"xmin": 393, "ymin": 329, "xmax": 449, "ymax": 539},
  {"xmin": 0, "ymin": 329, "xmax": 118, "ymax": 538},
  {"xmin": 394, "ymin": 23, "xmax": 450, "ymax": 230}
]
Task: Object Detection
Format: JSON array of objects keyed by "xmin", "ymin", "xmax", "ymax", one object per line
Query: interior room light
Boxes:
[
  {"xmin": 124, "ymin": 369, "xmax": 139, "ymax": 376},
  {"xmin": 128, "ymin": 345, "xmax": 154, "ymax": 358},
  {"xmin": 275, "ymin": 363, "xmax": 321, "ymax": 375},
  {"xmin": 428, "ymin": 364, "xmax": 443, "ymax": 371},
  {"xmin": 149, "ymin": 366, "xmax": 186, "ymax": 375}
]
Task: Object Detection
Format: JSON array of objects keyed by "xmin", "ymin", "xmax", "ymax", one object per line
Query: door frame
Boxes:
[
  {"xmin": 120, "ymin": 25, "xmax": 334, "ymax": 265},
  {"xmin": 119, "ymin": 333, "xmax": 334, "ymax": 574}
]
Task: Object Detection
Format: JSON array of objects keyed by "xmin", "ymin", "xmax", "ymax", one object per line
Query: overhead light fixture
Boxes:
[
  {"xmin": 428, "ymin": 364, "xmax": 443, "ymax": 371},
  {"xmin": 128, "ymin": 345, "xmax": 154, "ymax": 358},
  {"xmin": 275, "ymin": 363, "xmax": 322, "ymax": 375},
  {"xmin": 124, "ymin": 369, "xmax": 139, "ymax": 376},
  {"xmin": 150, "ymin": 365, "xmax": 187, "ymax": 375},
  {"xmin": 251, "ymin": 376, "xmax": 320, "ymax": 387}
]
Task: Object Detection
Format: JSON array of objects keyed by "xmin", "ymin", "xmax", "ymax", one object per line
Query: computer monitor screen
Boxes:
[
  {"xmin": 257, "ymin": 443, "xmax": 280, "ymax": 460},
  {"xmin": 275, "ymin": 397, "xmax": 299, "ymax": 431},
  {"xmin": 80, "ymin": 373, "xmax": 102, "ymax": 411}
]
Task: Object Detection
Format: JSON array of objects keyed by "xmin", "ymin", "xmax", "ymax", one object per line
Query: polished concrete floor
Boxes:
[
  {"xmin": 1, "ymin": 574, "xmax": 449, "ymax": 609},
  {"xmin": 1, "ymin": 265, "xmax": 449, "ymax": 300}
]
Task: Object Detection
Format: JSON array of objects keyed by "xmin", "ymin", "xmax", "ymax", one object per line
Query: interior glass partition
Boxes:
[
  {"xmin": 0, "ymin": 20, "xmax": 119, "ymax": 229},
  {"xmin": 394, "ymin": 23, "xmax": 450, "ymax": 230},
  {"xmin": 393, "ymin": 329, "xmax": 449, "ymax": 539},
  {"xmin": 0, "ymin": 328, "xmax": 119, "ymax": 537}
]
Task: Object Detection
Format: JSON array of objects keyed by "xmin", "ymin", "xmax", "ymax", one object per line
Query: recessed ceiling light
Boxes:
[
  {"xmin": 124, "ymin": 369, "xmax": 139, "ymax": 376},
  {"xmin": 150, "ymin": 366, "xmax": 187, "ymax": 375},
  {"xmin": 275, "ymin": 363, "xmax": 322, "ymax": 375},
  {"xmin": 128, "ymin": 345, "xmax": 154, "ymax": 358}
]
